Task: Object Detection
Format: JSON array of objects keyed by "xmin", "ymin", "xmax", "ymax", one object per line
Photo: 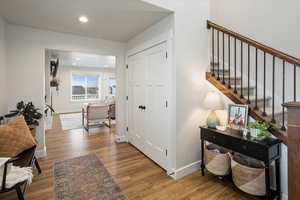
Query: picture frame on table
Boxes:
[{"xmin": 227, "ymin": 104, "xmax": 248, "ymax": 130}]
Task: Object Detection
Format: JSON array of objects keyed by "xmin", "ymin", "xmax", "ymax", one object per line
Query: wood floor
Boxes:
[{"xmin": 1, "ymin": 115, "xmax": 251, "ymax": 200}]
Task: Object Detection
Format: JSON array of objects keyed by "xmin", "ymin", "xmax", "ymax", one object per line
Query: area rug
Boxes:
[
  {"xmin": 59, "ymin": 113, "xmax": 82, "ymax": 131},
  {"xmin": 54, "ymin": 154, "xmax": 127, "ymax": 200}
]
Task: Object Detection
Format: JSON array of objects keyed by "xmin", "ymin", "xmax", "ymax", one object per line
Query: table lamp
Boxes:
[{"xmin": 203, "ymin": 91, "xmax": 224, "ymax": 129}]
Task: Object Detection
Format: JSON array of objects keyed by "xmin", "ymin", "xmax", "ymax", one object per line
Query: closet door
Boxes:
[
  {"xmin": 128, "ymin": 42, "xmax": 170, "ymax": 170},
  {"xmin": 144, "ymin": 42, "xmax": 169, "ymax": 169},
  {"xmin": 128, "ymin": 54, "xmax": 146, "ymax": 152}
]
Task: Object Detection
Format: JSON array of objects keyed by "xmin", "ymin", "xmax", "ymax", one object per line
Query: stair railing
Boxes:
[{"xmin": 207, "ymin": 20, "xmax": 300, "ymax": 142}]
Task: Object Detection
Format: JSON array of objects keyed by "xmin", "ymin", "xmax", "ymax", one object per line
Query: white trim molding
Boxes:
[
  {"xmin": 169, "ymin": 160, "xmax": 201, "ymax": 180},
  {"xmin": 114, "ymin": 135, "xmax": 128, "ymax": 143},
  {"xmin": 126, "ymin": 30, "xmax": 173, "ymax": 57},
  {"xmin": 281, "ymin": 193, "xmax": 288, "ymax": 200}
]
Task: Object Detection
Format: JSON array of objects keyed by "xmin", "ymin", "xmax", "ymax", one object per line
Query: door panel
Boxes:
[
  {"xmin": 145, "ymin": 43, "xmax": 169, "ymax": 169},
  {"xmin": 128, "ymin": 55, "xmax": 146, "ymax": 152},
  {"xmin": 128, "ymin": 42, "xmax": 170, "ymax": 170}
]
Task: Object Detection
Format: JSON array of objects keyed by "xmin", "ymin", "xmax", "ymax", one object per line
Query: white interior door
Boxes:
[
  {"xmin": 144, "ymin": 43, "xmax": 169, "ymax": 169},
  {"xmin": 128, "ymin": 54, "xmax": 146, "ymax": 152},
  {"xmin": 128, "ymin": 42, "xmax": 170, "ymax": 170}
]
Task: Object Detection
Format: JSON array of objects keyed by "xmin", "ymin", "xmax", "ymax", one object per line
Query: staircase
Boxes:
[{"xmin": 206, "ymin": 20, "xmax": 300, "ymax": 144}]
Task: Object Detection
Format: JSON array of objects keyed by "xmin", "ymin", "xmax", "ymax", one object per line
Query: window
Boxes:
[{"xmin": 71, "ymin": 74, "xmax": 100, "ymax": 101}]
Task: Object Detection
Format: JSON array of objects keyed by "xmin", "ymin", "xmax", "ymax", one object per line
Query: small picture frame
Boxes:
[{"xmin": 227, "ymin": 104, "xmax": 248, "ymax": 130}]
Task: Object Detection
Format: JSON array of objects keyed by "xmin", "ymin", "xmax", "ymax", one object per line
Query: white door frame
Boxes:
[{"xmin": 125, "ymin": 31, "xmax": 174, "ymax": 173}]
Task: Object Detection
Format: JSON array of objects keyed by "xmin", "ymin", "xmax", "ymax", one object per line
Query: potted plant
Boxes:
[
  {"xmin": 247, "ymin": 121, "xmax": 277, "ymax": 140},
  {"xmin": 8, "ymin": 101, "xmax": 43, "ymax": 137}
]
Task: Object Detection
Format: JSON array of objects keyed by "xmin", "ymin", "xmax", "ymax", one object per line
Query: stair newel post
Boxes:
[
  {"xmin": 228, "ymin": 35, "xmax": 231, "ymax": 88},
  {"xmin": 234, "ymin": 38, "xmax": 237, "ymax": 93},
  {"xmin": 212, "ymin": 28, "xmax": 215, "ymax": 76},
  {"xmin": 247, "ymin": 44, "xmax": 251, "ymax": 104},
  {"xmin": 281, "ymin": 60, "xmax": 286, "ymax": 131},
  {"xmin": 283, "ymin": 102, "xmax": 300, "ymax": 200},
  {"xmin": 272, "ymin": 56, "xmax": 276, "ymax": 123},
  {"xmin": 217, "ymin": 30, "xmax": 220, "ymax": 80},
  {"xmin": 254, "ymin": 48, "xmax": 259, "ymax": 110},
  {"xmin": 262, "ymin": 52, "xmax": 267, "ymax": 116},
  {"xmin": 222, "ymin": 32, "xmax": 225, "ymax": 84},
  {"xmin": 240, "ymin": 41, "xmax": 244, "ymax": 98},
  {"xmin": 294, "ymin": 64, "xmax": 297, "ymax": 101}
]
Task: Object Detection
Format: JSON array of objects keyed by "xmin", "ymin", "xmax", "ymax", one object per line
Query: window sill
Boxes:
[{"xmin": 70, "ymin": 99, "xmax": 102, "ymax": 103}]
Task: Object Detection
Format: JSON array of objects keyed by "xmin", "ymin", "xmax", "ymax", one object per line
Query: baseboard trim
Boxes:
[
  {"xmin": 115, "ymin": 135, "xmax": 128, "ymax": 143},
  {"xmin": 170, "ymin": 160, "xmax": 201, "ymax": 180},
  {"xmin": 281, "ymin": 193, "xmax": 288, "ymax": 200},
  {"xmin": 35, "ymin": 146, "xmax": 47, "ymax": 158}
]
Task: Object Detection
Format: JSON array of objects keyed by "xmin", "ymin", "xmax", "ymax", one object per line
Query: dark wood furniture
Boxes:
[
  {"xmin": 0, "ymin": 146, "xmax": 41, "ymax": 200},
  {"xmin": 200, "ymin": 127, "xmax": 282, "ymax": 200},
  {"xmin": 0, "ymin": 116, "xmax": 4, "ymax": 125},
  {"xmin": 283, "ymin": 102, "xmax": 300, "ymax": 200}
]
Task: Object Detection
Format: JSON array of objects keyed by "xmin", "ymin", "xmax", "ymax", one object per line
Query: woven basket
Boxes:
[
  {"xmin": 204, "ymin": 144, "xmax": 231, "ymax": 176},
  {"xmin": 230, "ymin": 154, "xmax": 266, "ymax": 196}
]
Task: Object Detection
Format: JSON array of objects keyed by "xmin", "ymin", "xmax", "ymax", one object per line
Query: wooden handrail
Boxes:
[{"xmin": 207, "ymin": 20, "xmax": 300, "ymax": 66}]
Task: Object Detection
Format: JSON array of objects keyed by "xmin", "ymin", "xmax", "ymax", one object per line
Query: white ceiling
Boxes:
[
  {"xmin": 0, "ymin": 0, "xmax": 171, "ymax": 42},
  {"xmin": 48, "ymin": 49, "xmax": 116, "ymax": 68}
]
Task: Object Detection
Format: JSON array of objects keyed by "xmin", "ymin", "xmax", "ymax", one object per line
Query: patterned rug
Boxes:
[{"xmin": 54, "ymin": 154, "xmax": 127, "ymax": 200}]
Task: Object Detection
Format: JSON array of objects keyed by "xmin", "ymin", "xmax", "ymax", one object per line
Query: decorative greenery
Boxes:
[
  {"xmin": 247, "ymin": 121, "xmax": 278, "ymax": 140},
  {"xmin": 9, "ymin": 101, "xmax": 43, "ymax": 126}
]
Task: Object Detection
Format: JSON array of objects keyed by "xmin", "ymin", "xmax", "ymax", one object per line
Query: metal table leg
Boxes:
[{"xmin": 201, "ymin": 138, "xmax": 205, "ymax": 176}]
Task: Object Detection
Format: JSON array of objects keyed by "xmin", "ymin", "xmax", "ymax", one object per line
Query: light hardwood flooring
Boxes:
[{"xmin": 1, "ymin": 115, "xmax": 251, "ymax": 200}]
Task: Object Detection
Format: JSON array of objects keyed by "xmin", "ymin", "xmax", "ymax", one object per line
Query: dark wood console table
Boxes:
[{"xmin": 200, "ymin": 127, "xmax": 282, "ymax": 200}]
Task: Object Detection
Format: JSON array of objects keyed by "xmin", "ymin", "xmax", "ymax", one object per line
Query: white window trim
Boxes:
[{"xmin": 70, "ymin": 71, "xmax": 102, "ymax": 102}]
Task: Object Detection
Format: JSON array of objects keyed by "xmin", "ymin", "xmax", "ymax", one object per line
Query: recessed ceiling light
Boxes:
[
  {"xmin": 76, "ymin": 58, "xmax": 80, "ymax": 61},
  {"xmin": 78, "ymin": 16, "xmax": 88, "ymax": 23}
]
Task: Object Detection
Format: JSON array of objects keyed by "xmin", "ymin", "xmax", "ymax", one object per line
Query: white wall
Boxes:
[
  {"xmin": 52, "ymin": 65, "xmax": 115, "ymax": 113},
  {"xmin": 210, "ymin": 0, "xmax": 300, "ymax": 111},
  {"xmin": 5, "ymin": 24, "xmax": 126, "ymax": 157},
  {"xmin": 136, "ymin": 0, "xmax": 210, "ymax": 177},
  {"xmin": 0, "ymin": 17, "xmax": 7, "ymax": 115},
  {"xmin": 210, "ymin": 0, "xmax": 300, "ymax": 58},
  {"xmin": 210, "ymin": 1, "xmax": 298, "ymax": 198}
]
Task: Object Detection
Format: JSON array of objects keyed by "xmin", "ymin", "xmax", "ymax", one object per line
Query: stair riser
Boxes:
[
  {"xmin": 247, "ymin": 99, "xmax": 271, "ymax": 108},
  {"xmin": 224, "ymin": 79, "xmax": 241, "ymax": 85},
  {"xmin": 211, "ymin": 76, "xmax": 241, "ymax": 85},
  {"xmin": 235, "ymin": 87, "xmax": 255, "ymax": 96},
  {"xmin": 211, "ymin": 70, "xmax": 229, "ymax": 76}
]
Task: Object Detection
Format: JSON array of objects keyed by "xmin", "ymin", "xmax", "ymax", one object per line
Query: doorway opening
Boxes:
[{"xmin": 44, "ymin": 49, "xmax": 117, "ymax": 134}]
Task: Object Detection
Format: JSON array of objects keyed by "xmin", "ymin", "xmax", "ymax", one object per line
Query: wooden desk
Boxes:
[{"xmin": 200, "ymin": 127, "xmax": 282, "ymax": 200}]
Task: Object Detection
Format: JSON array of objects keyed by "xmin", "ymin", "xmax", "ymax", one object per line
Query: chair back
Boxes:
[
  {"xmin": 87, "ymin": 104, "xmax": 109, "ymax": 120},
  {"xmin": 1, "ymin": 145, "xmax": 36, "ymax": 192},
  {"xmin": 109, "ymin": 104, "xmax": 116, "ymax": 119}
]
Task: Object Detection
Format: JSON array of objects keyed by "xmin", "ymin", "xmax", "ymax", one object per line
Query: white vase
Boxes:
[{"xmin": 250, "ymin": 128, "xmax": 261, "ymax": 137}]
